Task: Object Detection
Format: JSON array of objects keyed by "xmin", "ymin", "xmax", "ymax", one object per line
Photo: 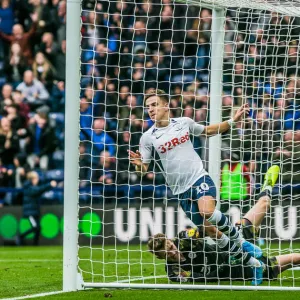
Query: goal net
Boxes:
[{"xmin": 65, "ymin": 0, "xmax": 300, "ymax": 291}]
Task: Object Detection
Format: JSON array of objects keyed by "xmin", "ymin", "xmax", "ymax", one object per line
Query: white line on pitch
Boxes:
[
  {"xmin": 1, "ymin": 291, "xmax": 66, "ymax": 300},
  {"xmin": 0, "ymin": 259, "xmax": 62, "ymax": 262}
]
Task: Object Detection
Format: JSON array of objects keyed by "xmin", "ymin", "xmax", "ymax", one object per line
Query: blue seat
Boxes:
[
  {"xmin": 41, "ymin": 190, "xmax": 63, "ymax": 204},
  {"xmin": 52, "ymin": 150, "xmax": 64, "ymax": 168},
  {"xmin": 49, "ymin": 113, "xmax": 65, "ymax": 149},
  {"xmin": 49, "ymin": 113, "xmax": 65, "ymax": 126},
  {"xmin": 45, "ymin": 169, "xmax": 64, "ymax": 181}
]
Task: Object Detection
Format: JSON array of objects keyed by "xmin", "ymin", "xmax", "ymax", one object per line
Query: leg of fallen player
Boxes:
[
  {"xmin": 198, "ymin": 195, "xmax": 262, "ymax": 257},
  {"xmin": 197, "ymin": 195, "xmax": 265, "ymax": 285},
  {"xmin": 243, "ymin": 194, "xmax": 270, "ymax": 229},
  {"xmin": 243, "ymin": 165, "xmax": 280, "ymax": 231},
  {"xmin": 276, "ymin": 254, "xmax": 300, "ymax": 274}
]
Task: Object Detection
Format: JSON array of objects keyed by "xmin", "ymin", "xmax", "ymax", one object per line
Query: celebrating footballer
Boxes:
[{"xmin": 128, "ymin": 89, "xmax": 269, "ymax": 285}]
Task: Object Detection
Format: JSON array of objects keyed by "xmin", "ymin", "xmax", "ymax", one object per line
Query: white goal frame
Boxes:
[{"xmin": 63, "ymin": 0, "xmax": 300, "ymax": 292}]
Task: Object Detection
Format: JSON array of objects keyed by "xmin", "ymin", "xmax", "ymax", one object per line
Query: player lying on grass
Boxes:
[
  {"xmin": 128, "ymin": 89, "xmax": 263, "ymax": 284},
  {"xmin": 148, "ymin": 166, "xmax": 300, "ymax": 285}
]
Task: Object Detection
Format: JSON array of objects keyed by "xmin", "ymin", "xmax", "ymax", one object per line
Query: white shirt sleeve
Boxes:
[
  {"xmin": 139, "ymin": 133, "xmax": 152, "ymax": 164},
  {"xmin": 184, "ymin": 117, "xmax": 205, "ymax": 136}
]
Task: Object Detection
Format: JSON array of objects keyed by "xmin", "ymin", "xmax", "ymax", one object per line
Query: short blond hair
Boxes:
[
  {"xmin": 27, "ymin": 171, "xmax": 39, "ymax": 181},
  {"xmin": 144, "ymin": 89, "xmax": 169, "ymax": 105}
]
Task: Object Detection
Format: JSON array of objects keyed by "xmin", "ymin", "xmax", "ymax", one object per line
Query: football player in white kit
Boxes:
[{"xmin": 128, "ymin": 89, "xmax": 265, "ymax": 285}]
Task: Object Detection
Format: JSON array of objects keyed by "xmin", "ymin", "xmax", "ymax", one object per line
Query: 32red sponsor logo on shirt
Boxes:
[{"xmin": 158, "ymin": 132, "xmax": 190, "ymax": 154}]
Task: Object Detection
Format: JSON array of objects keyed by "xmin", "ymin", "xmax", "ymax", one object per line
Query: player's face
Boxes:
[
  {"xmin": 155, "ymin": 239, "xmax": 182, "ymax": 262},
  {"xmin": 145, "ymin": 96, "xmax": 169, "ymax": 123}
]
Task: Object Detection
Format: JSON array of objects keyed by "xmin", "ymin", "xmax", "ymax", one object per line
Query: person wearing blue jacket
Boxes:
[{"xmin": 17, "ymin": 171, "xmax": 57, "ymax": 245}]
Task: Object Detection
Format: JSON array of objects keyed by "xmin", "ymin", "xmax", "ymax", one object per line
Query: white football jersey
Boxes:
[{"xmin": 139, "ymin": 117, "xmax": 208, "ymax": 195}]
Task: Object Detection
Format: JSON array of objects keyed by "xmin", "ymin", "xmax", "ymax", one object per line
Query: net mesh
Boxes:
[{"xmin": 77, "ymin": 0, "xmax": 300, "ymax": 288}]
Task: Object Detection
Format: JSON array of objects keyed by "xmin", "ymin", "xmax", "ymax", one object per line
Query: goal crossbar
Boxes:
[{"xmin": 176, "ymin": 0, "xmax": 300, "ymax": 16}]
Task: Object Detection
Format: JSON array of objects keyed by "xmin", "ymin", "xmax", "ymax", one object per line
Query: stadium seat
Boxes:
[
  {"xmin": 52, "ymin": 150, "xmax": 64, "ymax": 169},
  {"xmin": 45, "ymin": 169, "xmax": 64, "ymax": 181}
]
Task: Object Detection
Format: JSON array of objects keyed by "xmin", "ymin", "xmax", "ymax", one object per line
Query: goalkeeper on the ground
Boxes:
[{"xmin": 148, "ymin": 166, "xmax": 300, "ymax": 284}]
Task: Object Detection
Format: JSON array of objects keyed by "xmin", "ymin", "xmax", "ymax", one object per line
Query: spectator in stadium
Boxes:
[
  {"xmin": 16, "ymin": 171, "xmax": 57, "ymax": 245},
  {"xmin": 56, "ymin": 0, "xmax": 66, "ymax": 45},
  {"xmin": 220, "ymin": 98, "xmax": 250, "ymax": 196},
  {"xmin": 258, "ymin": 73, "xmax": 284, "ymax": 101},
  {"xmin": 29, "ymin": 0, "xmax": 57, "ymax": 35},
  {"xmin": 0, "ymin": 117, "xmax": 19, "ymax": 166},
  {"xmin": 12, "ymin": 153, "xmax": 30, "ymax": 187},
  {"xmin": 0, "ymin": 12, "xmax": 38, "ymax": 64},
  {"xmin": 242, "ymin": 110, "xmax": 277, "ymax": 183},
  {"xmin": 107, "ymin": 15, "xmax": 121, "ymax": 53},
  {"xmin": 146, "ymin": 51, "xmax": 168, "ymax": 91},
  {"xmin": 81, "ymin": 118, "xmax": 115, "ymax": 157},
  {"xmin": 105, "ymin": 82, "xmax": 118, "ymax": 123},
  {"xmin": 79, "ymin": 142, "xmax": 91, "ymax": 188},
  {"xmin": 6, "ymin": 153, "xmax": 30, "ymax": 205},
  {"xmin": 92, "ymin": 150, "xmax": 117, "ymax": 202},
  {"xmin": 188, "ymin": 8, "xmax": 212, "ymax": 44},
  {"xmin": 92, "ymin": 150, "xmax": 116, "ymax": 185},
  {"xmin": 12, "ymin": 89, "xmax": 30, "ymax": 120},
  {"xmin": 4, "ymin": 42, "xmax": 28, "ymax": 85},
  {"xmin": 116, "ymin": 131, "xmax": 136, "ymax": 184},
  {"xmin": 273, "ymin": 93, "xmax": 300, "ymax": 131},
  {"xmin": 187, "ymin": 9, "xmax": 211, "ymax": 75},
  {"xmin": 0, "ymin": 97, "xmax": 13, "ymax": 115},
  {"xmin": 39, "ymin": 32, "xmax": 60, "ymax": 64},
  {"xmin": 0, "ymin": 160, "xmax": 11, "ymax": 205},
  {"xmin": 95, "ymin": 43, "xmax": 114, "ymax": 78},
  {"xmin": 53, "ymin": 39, "xmax": 66, "ymax": 81},
  {"xmin": 1, "ymin": 83, "xmax": 12, "ymax": 101},
  {"xmin": 16, "ymin": 70, "xmax": 50, "ymax": 109},
  {"xmin": 286, "ymin": 43, "xmax": 299, "ymax": 77},
  {"xmin": 81, "ymin": 11, "xmax": 101, "ymax": 50},
  {"xmin": 220, "ymin": 101, "xmax": 253, "ymax": 202},
  {"xmin": 118, "ymin": 95, "xmax": 143, "ymax": 133},
  {"xmin": 0, "ymin": 0, "xmax": 14, "ymax": 35},
  {"xmin": 131, "ymin": 20, "xmax": 147, "ymax": 52},
  {"xmin": 81, "ymin": 57, "xmax": 100, "ymax": 87},
  {"xmin": 79, "ymin": 96, "xmax": 93, "ymax": 141},
  {"xmin": 50, "ymin": 80, "xmax": 65, "ymax": 112},
  {"xmin": 32, "ymin": 51, "xmax": 56, "ymax": 91},
  {"xmin": 159, "ymin": 5, "xmax": 173, "ymax": 42},
  {"xmin": 4, "ymin": 104, "xmax": 26, "ymax": 131},
  {"xmin": 118, "ymin": 85, "xmax": 130, "ymax": 106},
  {"xmin": 21, "ymin": 109, "xmax": 57, "ymax": 170}
]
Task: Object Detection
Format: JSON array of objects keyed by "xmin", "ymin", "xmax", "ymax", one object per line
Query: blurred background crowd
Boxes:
[
  {"xmin": 0, "ymin": 0, "xmax": 300, "ymax": 207},
  {"xmin": 0, "ymin": 0, "xmax": 65, "ymax": 205}
]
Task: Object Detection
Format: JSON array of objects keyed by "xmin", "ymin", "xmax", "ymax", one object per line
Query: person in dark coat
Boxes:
[
  {"xmin": 0, "ymin": 117, "xmax": 19, "ymax": 166},
  {"xmin": 22, "ymin": 109, "xmax": 57, "ymax": 170},
  {"xmin": 17, "ymin": 171, "xmax": 57, "ymax": 245}
]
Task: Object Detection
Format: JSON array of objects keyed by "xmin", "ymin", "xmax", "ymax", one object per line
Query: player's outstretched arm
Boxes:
[
  {"xmin": 128, "ymin": 150, "xmax": 149, "ymax": 177},
  {"xmin": 202, "ymin": 103, "xmax": 250, "ymax": 137}
]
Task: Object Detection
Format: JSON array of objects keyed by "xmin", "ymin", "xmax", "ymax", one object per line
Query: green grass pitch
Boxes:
[{"xmin": 1, "ymin": 244, "xmax": 300, "ymax": 300}]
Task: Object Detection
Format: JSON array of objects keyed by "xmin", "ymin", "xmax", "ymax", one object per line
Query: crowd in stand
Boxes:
[
  {"xmin": 1, "ymin": 0, "xmax": 300, "ymax": 206},
  {"xmin": 79, "ymin": 1, "xmax": 300, "ymax": 198},
  {"xmin": 0, "ymin": 0, "xmax": 66, "ymax": 205}
]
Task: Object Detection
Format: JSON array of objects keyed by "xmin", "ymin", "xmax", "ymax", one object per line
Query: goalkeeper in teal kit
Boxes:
[
  {"xmin": 148, "ymin": 167, "xmax": 300, "ymax": 284},
  {"xmin": 129, "ymin": 89, "xmax": 264, "ymax": 284}
]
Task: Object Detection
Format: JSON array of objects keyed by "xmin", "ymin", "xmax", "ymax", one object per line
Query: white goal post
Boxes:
[{"xmin": 63, "ymin": 0, "xmax": 300, "ymax": 292}]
